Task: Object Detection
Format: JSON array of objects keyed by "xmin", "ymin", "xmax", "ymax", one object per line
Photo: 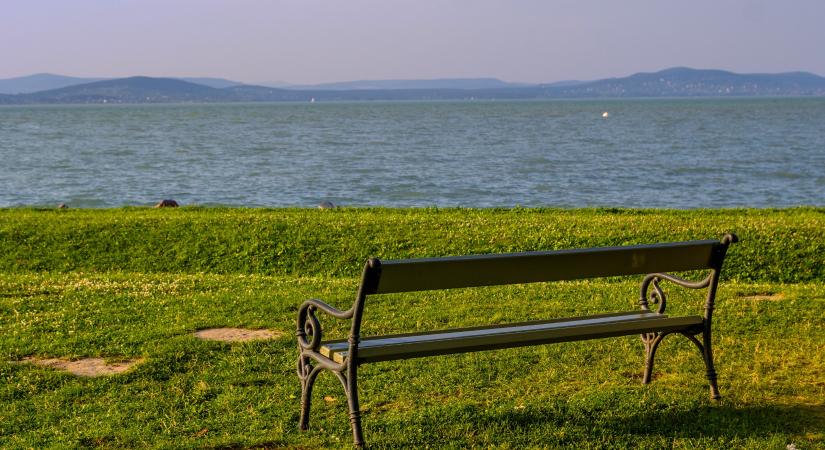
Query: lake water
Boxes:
[{"xmin": 1, "ymin": 98, "xmax": 823, "ymax": 208}]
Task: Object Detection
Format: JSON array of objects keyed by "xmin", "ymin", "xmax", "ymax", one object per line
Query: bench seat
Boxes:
[{"xmin": 320, "ymin": 310, "xmax": 703, "ymax": 364}]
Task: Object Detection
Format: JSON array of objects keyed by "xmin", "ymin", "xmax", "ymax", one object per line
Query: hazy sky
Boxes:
[{"xmin": 2, "ymin": 0, "xmax": 824, "ymax": 84}]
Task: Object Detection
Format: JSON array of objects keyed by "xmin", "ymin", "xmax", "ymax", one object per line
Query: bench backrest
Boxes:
[{"xmin": 362, "ymin": 239, "xmax": 732, "ymax": 295}]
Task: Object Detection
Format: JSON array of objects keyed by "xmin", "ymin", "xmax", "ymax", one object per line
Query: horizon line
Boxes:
[{"xmin": 3, "ymin": 65, "xmax": 825, "ymax": 87}]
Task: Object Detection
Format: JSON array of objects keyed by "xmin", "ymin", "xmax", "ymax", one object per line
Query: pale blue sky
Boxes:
[{"xmin": 2, "ymin": 0, "xmax": 823, "ymax": 84}]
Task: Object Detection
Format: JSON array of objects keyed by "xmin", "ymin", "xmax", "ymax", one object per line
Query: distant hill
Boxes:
[
  {"xmin": 550, "ymin": 67, "xmax": 825, "ymax": 97},
  {"xmin": 273, "ymin": 78, "xmax": 533, "ymax": 90},
  {"xmin": 6, "ymin": 77, "xmax": 535, "ymax": 104},
  {"xmin": 0, "ymin": 73, "xmax": 244, "ymax": 94},
  {"xmin": 2, "ymin": 68, "xmax": 824, "ymax": 104},
  {"xmin": 0, "ymin": 73, "xmax": 107, "ymax": 94},
  {"xmin": 18, "ymin": 77, "xmax": 234, "ymax": 104}
]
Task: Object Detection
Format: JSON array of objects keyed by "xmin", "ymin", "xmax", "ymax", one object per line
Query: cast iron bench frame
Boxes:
[{"xmin": 296, "ymin": 234, "xmax": 738, "ymax": 447}]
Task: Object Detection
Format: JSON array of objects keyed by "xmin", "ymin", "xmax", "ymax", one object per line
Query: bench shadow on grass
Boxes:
[{"xmin": 493, "ymin": 403, "xmax": 824, "ymax": 440}]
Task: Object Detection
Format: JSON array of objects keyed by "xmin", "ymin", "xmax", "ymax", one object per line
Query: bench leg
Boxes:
[
  {"xmin": 642, "ymin": 331, "xmax": 721, "ymax": 400},
  {"xmin": 336, "ymin": 368, "xmax": 364, "ymax": 448},
  {"xmin": 679, "ymin": 332, "xmax": 721, "ymax": 399},
  {"xmin": 700, "ymin": 331, "xmax": 721, "ymax": 400},
  {"xmin": 641, "ymin": 332, "xmax": 665, "ymax": 384},
  {"xmin": 297, "ymin": 356, "xmax": 321, "ymax": 431}
]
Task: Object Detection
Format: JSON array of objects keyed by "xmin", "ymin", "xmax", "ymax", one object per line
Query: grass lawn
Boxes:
[
  {"xmin": 1, "ymin": 208, "xmax": 823, "ymax": 448},
  {"xmin": 1, "ymin": 274, "xmax": 822, "ymax": 449}
]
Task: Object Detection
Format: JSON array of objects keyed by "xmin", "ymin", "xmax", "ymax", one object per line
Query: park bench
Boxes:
[{"xmin": 296, "ymin": 234, "xmax": 738, "ymax": 447}]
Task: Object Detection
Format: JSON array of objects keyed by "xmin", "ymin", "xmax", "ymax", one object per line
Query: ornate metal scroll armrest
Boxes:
[
  {"xmin": 297, "ymin": 298, "xmax": 354, "ymax": 352},
  {"xmin": 640, "ymin": 272, "xmax": 713, "ymax": 314}
]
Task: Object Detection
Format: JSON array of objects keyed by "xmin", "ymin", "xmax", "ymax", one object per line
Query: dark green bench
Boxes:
[{"xmin": 296, "ymin": 235, "xmax": 738, "ymax": 447}]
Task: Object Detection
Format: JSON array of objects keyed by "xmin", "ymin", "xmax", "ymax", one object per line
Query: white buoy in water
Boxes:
[{"xmin": 602, "ymin": 111, "xmax": 609, "ymax": 118}]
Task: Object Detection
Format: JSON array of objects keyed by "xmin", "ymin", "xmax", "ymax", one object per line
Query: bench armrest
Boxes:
[
  {"xmin": 301, "ymin": 298, "xmax": 354, "ymax": 319},
  {"xmin": 297, "ymin": 299, "xmax": 353, "ymax": 352}
]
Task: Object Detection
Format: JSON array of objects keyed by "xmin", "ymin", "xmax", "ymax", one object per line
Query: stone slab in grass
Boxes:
[{"xmin": 194, "ymin": 328, "xmax": 283, "ymax": 342}]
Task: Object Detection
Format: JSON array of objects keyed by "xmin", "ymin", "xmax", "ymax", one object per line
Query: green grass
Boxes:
[
  {"xmin": 1, "ymin": 208, "xmax": 823, "ymax": 448},
  {"xmin": 2, "ymin": 207, "xmax": 824, "ymax": 281}
]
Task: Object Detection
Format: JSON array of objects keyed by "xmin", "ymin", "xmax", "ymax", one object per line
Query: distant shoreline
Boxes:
[
  {"xmin": 3, "ymin": 67, "xmax": 825, "ymax": 105},
  {"xmin": 2, "ymin": 205, "xmax": 823, "ymax": 211},
  {"xmin": 3, "ymin": 95, "xmax": 825, "ymax": 108}
]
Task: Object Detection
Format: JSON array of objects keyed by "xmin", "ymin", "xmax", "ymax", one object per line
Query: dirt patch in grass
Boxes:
[
  {"xmin": 22, "ymin": 357, "xmax": 144, "ymax": 377},
  {"xmin": 741, "ymin": 292, "xmax": 785, "ymax": 301},
  {"xmin": 194, "ymin": 328, "xmax": 284, "ymax": 342}
]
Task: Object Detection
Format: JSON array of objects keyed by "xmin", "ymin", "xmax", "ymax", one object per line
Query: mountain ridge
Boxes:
[
  {"xmin": 19, "ymin": 76, "xmax": 234, "ymax": 103},
  {"xmin": 2, "ymin": 68, "xmax": 824, "ymax": 104},
  {"xmin": 0, "ymin": 73, "xmax": 244, "ymax": 94},
  {"xmin": 552, "ymin": 67, "xmax": 825, "ymax": 97}
]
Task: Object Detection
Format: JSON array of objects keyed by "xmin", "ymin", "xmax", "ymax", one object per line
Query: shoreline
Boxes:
[{"xmin": 2, "ymin": 205, "xmax": 825, "ymax": 211}]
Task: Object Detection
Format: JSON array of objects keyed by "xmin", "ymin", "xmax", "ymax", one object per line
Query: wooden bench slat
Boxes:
[
  {"xmin": 320, "ymin": 312, "xmax": 703, "ymax": 364},
  {"xmin": 323, "ymin": 311, "xmax": 661, "ymax": 350},
  {"xmin": 373, "ymin": 240, "xmax": 720, "ymax": 294}
]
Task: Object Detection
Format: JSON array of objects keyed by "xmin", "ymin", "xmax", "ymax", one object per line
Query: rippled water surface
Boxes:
[{"xmin": 1, "ymin": 99, "xmax": 823, "ymax": 207}]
